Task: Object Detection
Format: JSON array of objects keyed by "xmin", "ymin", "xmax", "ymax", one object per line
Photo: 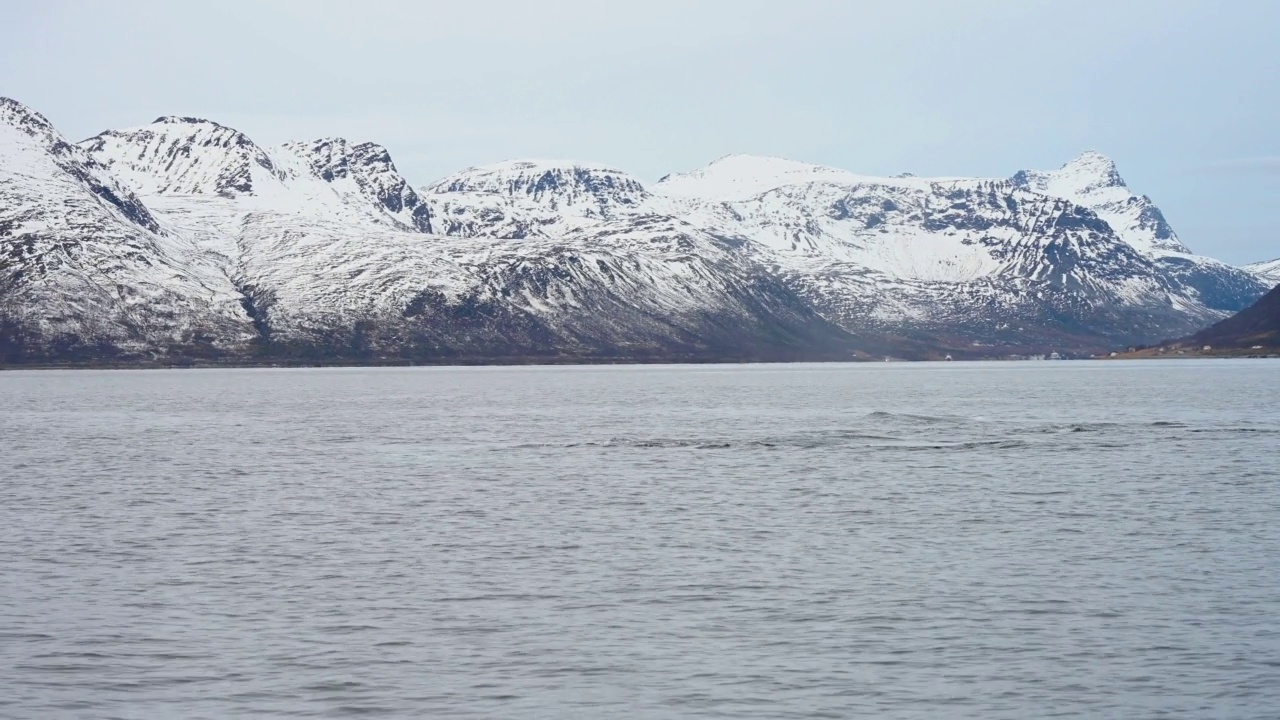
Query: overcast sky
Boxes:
[{"xmin": 2, "ymin": 0, "xmax": 1277, "ymax": 263}]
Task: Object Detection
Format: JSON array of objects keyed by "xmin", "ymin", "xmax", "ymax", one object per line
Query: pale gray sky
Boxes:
[{"xmin": 2, "ymin": 0, "xmax": 1277, "ymax": 263}]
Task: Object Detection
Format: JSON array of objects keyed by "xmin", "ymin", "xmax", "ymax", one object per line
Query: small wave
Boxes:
[
  {"xmin": 1022, "ymin": 422, "xmax": 1122, "ymax": 435},
  {"xmin": 30, "ymin": 652, "xmax": 112, "ymax": 660},
  {"xmin": 864, "ymin": 411, "xmax": 973, "ymax": 424},
  {"xmin": 833, "ymin": 431, "xmax": 903, "ymax": 441},
  {"xmin": 1189, "ymin": 427, "xmax": 1280, "ymax": 435},
  {"xmin": 631, "ymin": 438, "xmax": 732, "ymax": 449},
  {"xmin": 900, "ymin": 439, "xmax": 1029, "ymax": 452},
  {"xmin": 500, "ymin": 429, "xmax": 1041, "ymax": 452},
  {"xmin": 302, "ymin": 680, "xmax": 365, "ymax": 692}
]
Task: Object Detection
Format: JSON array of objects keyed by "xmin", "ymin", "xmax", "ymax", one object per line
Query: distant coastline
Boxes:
[
  {"xmin": 5, "ymin": 351, "xmax": 1277, "ymax": 371},
  {"xmin": 1107, "ymin": 347, "xmax": 1279, "ymax": 360}
]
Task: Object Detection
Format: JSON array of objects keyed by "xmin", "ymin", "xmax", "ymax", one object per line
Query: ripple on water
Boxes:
[{"xmin": 1, "ymin": 362, "xmax": 1279, "ymax": 719}]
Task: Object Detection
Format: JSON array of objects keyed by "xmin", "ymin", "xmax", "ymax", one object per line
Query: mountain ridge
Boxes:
[
  {"xmin": 1245, "ymin": 258, "xmax": 1280, "ymax": 284},
  {"xmin": 2, "ymin": 97, "xmax": 1274, "ymax": 364}
]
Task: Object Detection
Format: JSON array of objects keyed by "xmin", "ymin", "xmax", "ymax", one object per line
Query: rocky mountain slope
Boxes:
[
  {"xmin": 1, "ymin": 96, "xmax": 1273, "ymax": 364},
  {"xmin": 1011, "ymin": 151, "xmax": 1266, "ymax": 314},
  {"xmin": 0, "ymin": 99, "xmax": 252, "ymax": 361},
  {"xmin": 1183, "ymin": 284, "xmax": 1280, "ymax": 349}
]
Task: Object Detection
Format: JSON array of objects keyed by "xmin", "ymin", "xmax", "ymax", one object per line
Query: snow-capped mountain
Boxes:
[
  {"xmin": 0, "ymin": 99, "xmax": 252, "ymax": 361},
  {"xmin": 1011, "ymin": 151, "xmax": 1267, "ymax": 314},
  {"xmin": 430, "ymin": 159, "xmax": 649, "ymax": 215},
  {"xmin": 1245, "ymin": 258, "xmax": 1280, "ymax": 285},
  {"xmin": 421, "ymin": 160, "xmax": 651, "ymax": 240},
  {"xmin": 82, "ymin": 118, "xmax": 434, "ymax": 234},
  {"xmin": 58, "ymin": 111, "xmax": 853, "ymax": 361},
  {"xmin": 1012, "ymin": 150, "xmax": 1189, "ymax": 256},
  {"xmin": 1, "ymin": 96, "xmax": 1271, "ymax": 364},
  {"xmin": 280, "ymin": 138, "xmax": 433, "ymax": 233},
  {"xmin": 79, "ymin": 116, "xmax": 284, "ymax": 196},
  {"xmin": 423, "ymin": 152, "xmax": 1269, "ymax": 348}
]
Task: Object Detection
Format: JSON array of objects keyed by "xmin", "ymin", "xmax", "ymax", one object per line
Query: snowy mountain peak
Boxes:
[
  {"xmin": 1012, "ymin": 151, "xmax": 1188, "ymax": 256},
  {"xmin": 425, "ymin": 159, "xmax": 649, "ymax": 217},
  {"xmin": 277, "ymin": 138, "xmax": 432, "ymax": 232},
  {"xmin": 288, "ymin": 137, "xmax": 402, "ymax": 179},
  {"xmin": 1, "ymin": 97, "xmax": 162, "ymax": 235},
  {"xmin": 1056, "ymin": 150, "xmax": 1125, "ymax": 190},
  {"xmin": 0, "ymin": 97, "xmax": 60, "ymax": 141},
  {"xmin": 1069, "ymin": 149, "xmax": 1116, "ymax": 164},
  {"xmin": 151, "ymin": 115, "xmax": 224, "ymax": 126},
  {"xmin": 79, "ymin": 117, "xmax": 284, "ymax": 196},
  {"xmin": 1013, "ymin": 151, "xmax": 1125, "ymax": 198}
]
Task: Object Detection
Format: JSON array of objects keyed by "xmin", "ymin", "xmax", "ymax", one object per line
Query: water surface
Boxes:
[{"xmin": 2, "ymin": 360, "xmax": 1279, "ymax": 718}]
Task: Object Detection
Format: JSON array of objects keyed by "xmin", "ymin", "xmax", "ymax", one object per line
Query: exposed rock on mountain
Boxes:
[{"xmin": 280, "ymin": 138, "xmax": 433, "ymax": 233}]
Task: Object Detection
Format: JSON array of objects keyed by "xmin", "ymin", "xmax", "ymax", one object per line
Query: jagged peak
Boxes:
[
  {"xmin": 1, "ymin": 96, "xmax": 51, "ymax": 123},
  {"xmin": 0, "ymin": 99, "xmax": 163, "ymax": 234},
  {"xmin": 0, "ymin": 97, "xmax": 61, "ymax": 141},
  {"xmin": 286, "ymin": 137, "xmax": 395, "ymax": 163},
  {"xmin": 1067, "ymin": 149, "xmax": 1116, "ymax": 165},
  {"xmin": 285, "ymin": 136, "xmax": 355, "ymax": 151},
  {"xmin": 1010, "ymin": 151, "xmax": 1193, "ymax": 257},
  {"xmin": 281, "ymin": 137, "xmax": 407, "ymax": 183},
  {"xmin": 272, "ymin": 138, "xmax": 430, "ymax": 233},
  {"xmin": 1059, "ymin": 150, "xmax": 1124, "ymax": 186},
  {"xmin": 281, "ymin": 136, "xmax": 355, "ymax": 160},
  {"xmin": 1015, "ymin": 150, "xmax": 1126, "ymax": 195}
]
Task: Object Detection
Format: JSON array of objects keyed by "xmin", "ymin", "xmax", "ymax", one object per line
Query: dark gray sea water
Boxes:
[{"xmin": 2, "ymin": 360, "xmax": 1279, "ymax": 719}]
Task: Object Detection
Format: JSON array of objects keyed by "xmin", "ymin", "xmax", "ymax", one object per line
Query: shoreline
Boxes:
[
  {"xmin": 4, "ymin": 352, "xmax": 1277, "ymax": 371},
  {"xmin": 1106, "ymin": 348, "xmax": 1280, "ymax": 361}
]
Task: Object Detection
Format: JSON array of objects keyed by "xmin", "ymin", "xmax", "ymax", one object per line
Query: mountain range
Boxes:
[{"xmin": 1, "ymin": 96, "xmax": 1274, "ymax": 364}]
